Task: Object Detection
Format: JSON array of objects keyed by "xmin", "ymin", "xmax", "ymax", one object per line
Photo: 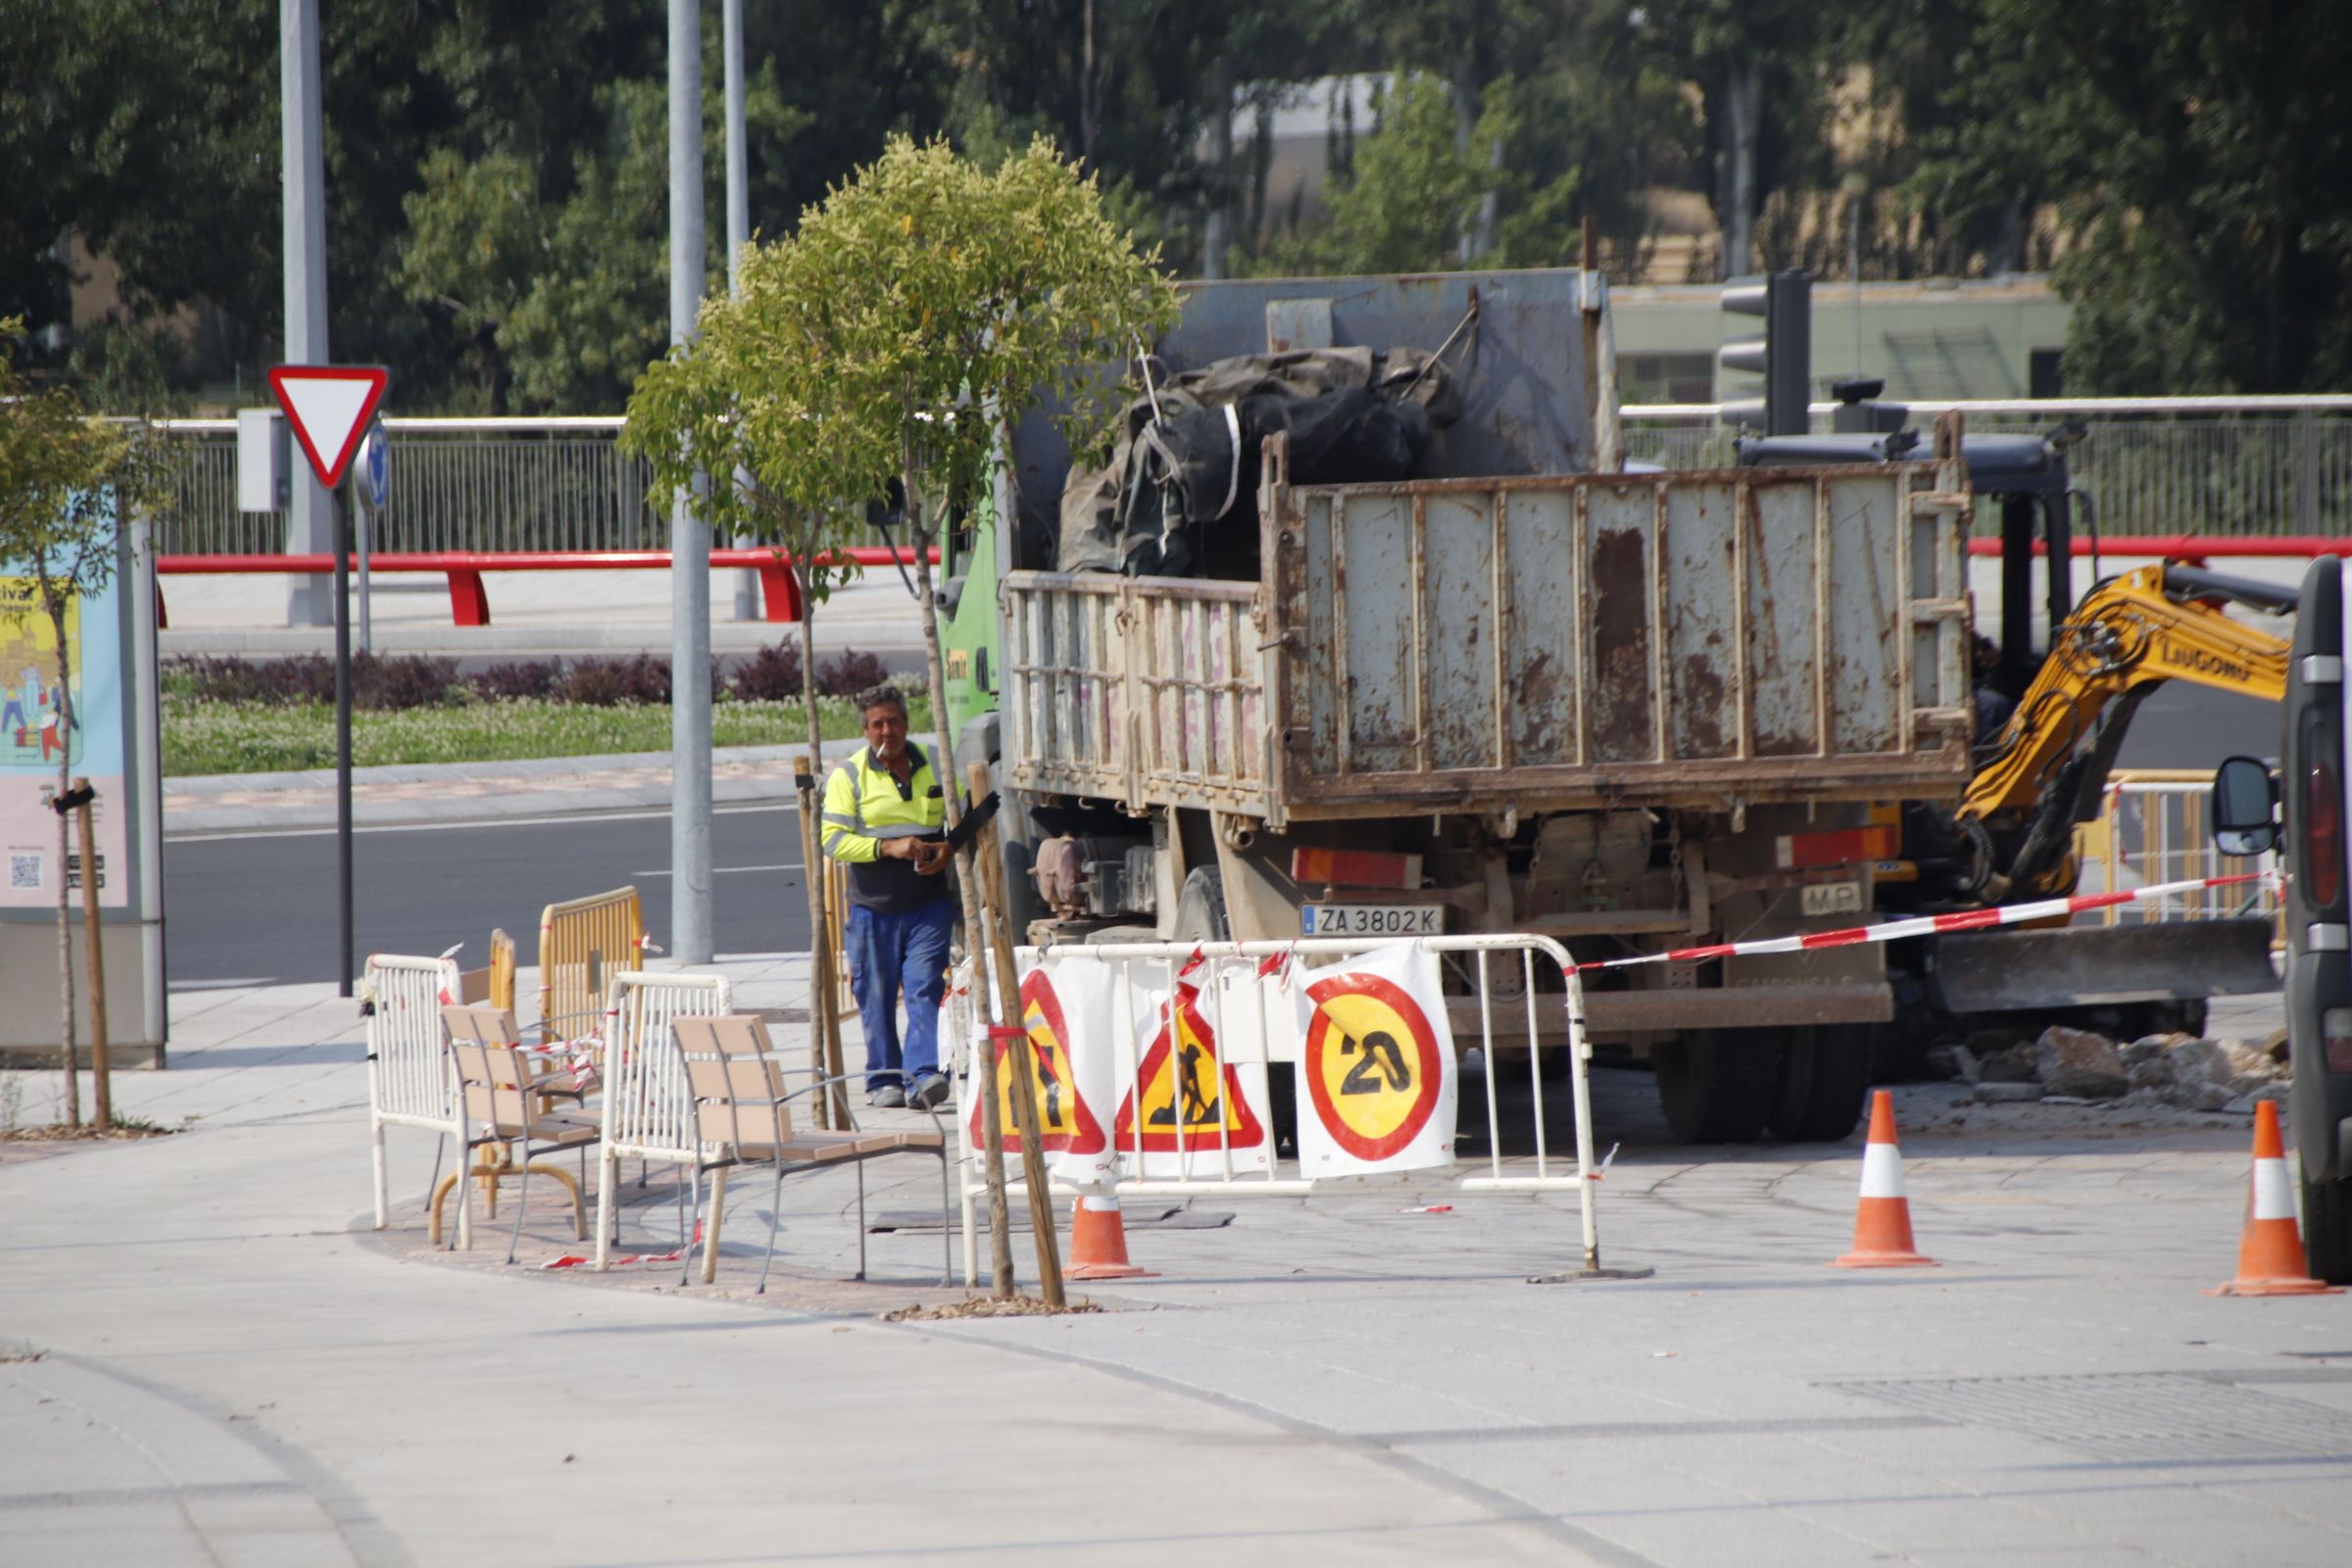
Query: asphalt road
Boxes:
[
  {"xmin": 165, "ymin": 804, "xmax": 812, "ymax": 986},
  {"xmin": 160, "ymin": 683, "xmax": 2284, "ymax": 986}
]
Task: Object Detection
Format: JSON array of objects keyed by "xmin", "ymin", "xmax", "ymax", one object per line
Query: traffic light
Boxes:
[{"xmin": 1718, "ymin": 270, "xmax": 1812, "ymax": 436}]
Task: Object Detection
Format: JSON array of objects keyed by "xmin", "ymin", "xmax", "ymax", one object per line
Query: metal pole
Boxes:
[
  {"xmin": 668, "ymin": 0, "xmax": 713, "ymax": 965},
  {"xmin": 333, "ymin": 484, "xmax": 355, "ymax": 996},
  {"xmin": 280, "ymin": 0, "xmax": 331, "ymax": 628},
  {"xmin": 723, "ymin": 0, "xmax": 760, "ymax": 622},
  {"xmin": 127, "ymin": 515, "xmax": 166, "ymax": 1058},
  {"xmin": 1849, "ymin": 197, "xmax": 1862, "ymax": 379},
  {"xmin": 356, "ymin": 491, "xmax": 372, "ymax": 655}
]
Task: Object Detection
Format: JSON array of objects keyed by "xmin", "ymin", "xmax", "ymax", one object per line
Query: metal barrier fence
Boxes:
[
  {"xmin": 592, "ymin": 970, "xmax": 735, "ymax": 1268},
  {"xmin": 158, "ymin": 400, "xmax": 2348, "ymax": 554},
  {"xmin": 364, "ymin": 954, "xmax": 462, "ymax": 1232},
  {"xmin": 157, "ymin": 416, "xmax": 898, "ymax": 557},
  {"xmin": 1621, "ymin": 398, "xmax": 2352, "ymax": 537},
  {"xmin": 2075, "ymin": 770, "xmax": 2282, "ymax": 941},
  {"xmin": 950, "ymin": 932, "xmax": 1608, "ymax": 1290},
  {"xmin": 536, "ymin": 887, "xmax": 645, "ymax": 1041}
]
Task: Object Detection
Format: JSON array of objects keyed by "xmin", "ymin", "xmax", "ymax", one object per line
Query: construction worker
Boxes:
[{"xmin": 821, "ymin": 683, "xmax": 956, "ymax": 1109}]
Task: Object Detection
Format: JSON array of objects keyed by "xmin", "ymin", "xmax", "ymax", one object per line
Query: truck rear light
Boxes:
[
  {"xmin": 1775, "ymin": 824, "xmax": 1900, "ymax": 871},
  {"xmin": 1291, "ymin": 846, "xmax": 1423, "ymax": 891},
  {"xmin": 2328, "ymin": 1008, "xmax": 2352, "ymax": 1074},
  {"xmin": 2304, "ymin": 760, "xmax": 2343, "ymax": 909}
]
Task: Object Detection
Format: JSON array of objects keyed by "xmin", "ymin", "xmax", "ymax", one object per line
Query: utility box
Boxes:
[{"xmin": 236, "ymin": 408, "xmax": 289, "ymax": 513}]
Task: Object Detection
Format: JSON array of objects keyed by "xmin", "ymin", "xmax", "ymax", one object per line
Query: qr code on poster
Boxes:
[{"xmin": 9, "ymin": 854, "xmax": 40, "ymax": 891}]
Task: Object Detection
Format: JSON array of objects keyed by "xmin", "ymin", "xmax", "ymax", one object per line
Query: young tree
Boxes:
[
  {"xmin": 622, "ymin": 275, "xmax": 879, "ymax": 1131},
  {"xmin": 630, "ymin": 132, "xmax": 1175, "ymax": 1293},
  {"xmin": 0, "ymin": 318, "xmax": 175, "ymax": 1128}
]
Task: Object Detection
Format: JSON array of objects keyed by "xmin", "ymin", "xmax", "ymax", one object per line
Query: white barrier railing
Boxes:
[
  {"xmin": 593, "ymin": 971, "xmax": 733, "ymax": 1268},
  {"xmin": 364, "ymin": 954, "xmax": 461, "ymax": 1231},
  {"xmin": 949, "ymin": 933, "xmax": 1606, "ymax": 1289}
]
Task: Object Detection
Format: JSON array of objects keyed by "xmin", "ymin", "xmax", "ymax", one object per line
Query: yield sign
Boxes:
[{"xmin": 268, "ymin": 365, "xmax": 390, "ymax": 490}]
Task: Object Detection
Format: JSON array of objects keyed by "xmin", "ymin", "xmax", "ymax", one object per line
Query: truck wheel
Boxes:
[
  {"xmin": 1174, "ymin": 867, "xmax": 1230, "ymax": 942},
  {"xmin": 2306, "ymin": 1170, "xmax": 2352, "ymax": 1285},
  {"xmin": 1653, "ymin": 1029, "xmax": 1782, "ymax": 1144},
  {"xmin": 1768, "ymin": 1024, "xmax": 1873, "ymax": 1143}
]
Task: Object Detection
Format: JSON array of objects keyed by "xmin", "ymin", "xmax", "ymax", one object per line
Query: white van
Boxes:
[{"xmin": 2213, "ymin": 554, "xmax": 2351, "ymax": 1282}]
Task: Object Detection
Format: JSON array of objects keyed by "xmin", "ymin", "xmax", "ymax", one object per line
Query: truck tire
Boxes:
[
  {"xmin": 1653, "ymin": 1029, "xmax": 1782, "ymax": 1144},
  {"xmin": 2306, "ymin": 1170, "xmax": 2352, "ymax": 1285},
  {"xmin": 1768, "ymin": 1024, "xmax": 1873, "ymax": 1143},
  {"xmin": 1174, "ymin": 867, "xmax": 1230, "ymax": 942}
]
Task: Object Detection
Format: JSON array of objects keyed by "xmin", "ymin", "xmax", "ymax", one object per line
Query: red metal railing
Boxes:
[
  {"xmin": 1966, "ymin": 536, "xmax": 2352, "ymax": 559},
  {"xmin": 152, "ymin": 547, "xmax": 935, "ymax": 628}
]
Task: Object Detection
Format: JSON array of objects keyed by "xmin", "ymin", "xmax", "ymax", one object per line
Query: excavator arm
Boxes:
[{"xmin": 1956, "ymin": 564, "xmax": 2291, "ymax": 900}]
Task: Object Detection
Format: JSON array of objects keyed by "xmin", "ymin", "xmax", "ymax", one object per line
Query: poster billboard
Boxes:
[{"xmin": 0, "ymin": 565, "xmax": 127, "ymax": 908}]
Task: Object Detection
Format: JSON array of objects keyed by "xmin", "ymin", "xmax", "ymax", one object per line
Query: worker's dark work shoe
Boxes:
[
  {"xmin": 909, "ymin": 1073, "xmax": 951, "ymax": 1112},
  {"xmin": 869, "ymin": 1085, "xmax": 907, "ymax": 1108}
]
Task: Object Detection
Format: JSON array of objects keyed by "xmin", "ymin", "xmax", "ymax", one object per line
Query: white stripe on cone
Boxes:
[
  {"xmin": 1081, "ymin": 1193, "xmax": 1119, "ymax": 1213},
  {"xmin": 1859, "ymin": 1141, "xmax": 1907, "ymax": 1200},
  {"xmin": 2254, "ymin": 1156, "xmax": 2296, "ymax": 1222}
]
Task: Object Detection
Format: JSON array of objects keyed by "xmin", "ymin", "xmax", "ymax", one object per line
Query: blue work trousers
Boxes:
[{"xmin": 845, "ymin": 900, "xmax": 956, "ymax": 1092}]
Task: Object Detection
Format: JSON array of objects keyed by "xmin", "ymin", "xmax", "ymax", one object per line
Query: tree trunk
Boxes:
[
  {"xmin": 44, "ymin": 592, "xmax": 79, "ymax": 1128},
  {"xmin": 1452, "ymin": 54, "xmax": 1496, "ymax": 266},
  {"xmin": 76, "ymin": 780, "xmax": 111, "ymax": 1129},
  {"xmin": 793, "ymin": 540, "xmax": 850, "ymax": 1129},
  {"xmin": 1718, "ymin": 59, "xmax": 1762, "ymax": 280},
  {"xmin": 902, "ymin": 430, "xmax": 1015, "ymax": 1297},
  {"xmin": 1200, "ymin": 58, "xmax": 1234, "ymax": 279}
]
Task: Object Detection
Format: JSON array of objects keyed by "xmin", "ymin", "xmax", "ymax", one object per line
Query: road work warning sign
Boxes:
[
  {"xmin": 1296, "ymin": 943, "xmax": 1455, "ymax": 1176},
  {"xmin": 1116, "ymin": 991, "xmax": 1265, "ymax": 1150},
  {"xmin": 967, "ymin": 964, "xmax": 1114, "ymax": 1183}
]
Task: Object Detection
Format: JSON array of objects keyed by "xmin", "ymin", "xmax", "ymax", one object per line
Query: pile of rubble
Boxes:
[{"xmin": 1926, "ymin": 1026, "xmax": 2291, "ymax": 1114}]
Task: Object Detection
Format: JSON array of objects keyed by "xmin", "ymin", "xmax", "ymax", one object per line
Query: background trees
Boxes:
[{"xmin": 5, "ymin": 0, "xmax": 2347, "ymax": 404}]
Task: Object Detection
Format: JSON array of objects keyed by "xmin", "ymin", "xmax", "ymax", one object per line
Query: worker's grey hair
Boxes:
[{"xmin": 855, "ymin": 682, "xmax": 908, "ymax": 720}]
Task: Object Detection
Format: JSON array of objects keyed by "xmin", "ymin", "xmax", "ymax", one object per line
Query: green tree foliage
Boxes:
[
  {"xmin": 1917, "ymin": 0, "xmax": 2352, "ymax": 392},
  {"xmin": 400, "ymin": 71, "xmax": 808, "ymax": 412},
  {"xmin": 1262, "ymin": 74, "xmax": 1582, "ymax": 274}
]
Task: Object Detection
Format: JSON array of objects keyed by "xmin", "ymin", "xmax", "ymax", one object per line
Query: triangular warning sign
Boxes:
[
  {"xmin": 1114, "ymin": 989, "xmax": 1265, "ymax": 1151},
  {"xmin": 970, "ymin": 971, "xmax": 1105, "ymax": 1154},
  {"xmin": 268, "ymin": 365, "xmax": 390, "ymax": 490}
]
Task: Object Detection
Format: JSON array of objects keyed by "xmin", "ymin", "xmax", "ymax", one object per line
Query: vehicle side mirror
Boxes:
[{"xmin": 2212, "ymin": 754, "xmax": 2279, "ymax": 858}]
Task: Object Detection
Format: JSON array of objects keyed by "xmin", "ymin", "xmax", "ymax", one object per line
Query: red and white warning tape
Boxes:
[
  {"xmin": 1558, "ymin": 871, "xmax": 2277, "ymax": 976},
  {"xmin": 541, "ymin": 1250, "xmax": 685, "ymax": 1271}
]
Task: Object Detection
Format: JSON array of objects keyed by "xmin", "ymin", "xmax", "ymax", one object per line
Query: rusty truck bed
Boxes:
[{"xmin": 1004, "ymin": 446, "xmax": 1976, "ymax": 828}]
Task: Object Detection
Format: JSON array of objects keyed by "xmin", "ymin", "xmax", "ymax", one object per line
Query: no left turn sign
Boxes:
[{"xmin": 1302, "ymin": 968, "xmax": 1446, "ymax": 1162}]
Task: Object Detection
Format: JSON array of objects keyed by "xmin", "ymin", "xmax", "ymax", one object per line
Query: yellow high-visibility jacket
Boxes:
[{"xmin": 821, "ymin": 743, "xmax": 950, "ymax": 912}]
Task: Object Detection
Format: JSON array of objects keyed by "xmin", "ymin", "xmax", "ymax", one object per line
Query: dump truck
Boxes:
[{"xmin": 928, "ymin": 266, "xmax": 2268, "ymax": 1144}]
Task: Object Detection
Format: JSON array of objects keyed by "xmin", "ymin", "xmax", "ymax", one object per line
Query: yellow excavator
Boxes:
[
  {"xmin": 1955, "ymin": 563, "xmax": 2294, "ymax": 903},
  {"xmin": 1902, "ymin": 563, "xmax": 2296, "ymax": 1019}
]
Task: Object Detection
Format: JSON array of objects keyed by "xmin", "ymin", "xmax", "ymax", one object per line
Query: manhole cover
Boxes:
[{"xmin": 1830, "ymin": 1373, "xmax": 2352, "ymax": 1464}]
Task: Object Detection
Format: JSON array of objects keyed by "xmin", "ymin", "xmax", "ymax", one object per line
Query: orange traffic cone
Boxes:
[
  {"xmin": 1833, "ymin": 1090, "xmax": 1938, "ymax": 1268},
  {"xmin": 1064, "ymin": 1184, "xmax": 1155, "ymax": 1280},
  {"xmin": 2206, "ymin": 1100, "xmax": 2344, "ymax": 1298}
]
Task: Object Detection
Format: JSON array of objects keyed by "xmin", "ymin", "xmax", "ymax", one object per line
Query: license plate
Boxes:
[
  {"xmin": 1302, "ymin": 904, "xmax": 1443, "ymax": 937},
  {"xmin": 1800, "ymin": 881, "xmax": 1864, "ymax": 917}
]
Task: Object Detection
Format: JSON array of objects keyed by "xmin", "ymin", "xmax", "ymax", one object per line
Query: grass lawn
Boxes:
[{"xmin": 162, "ymin": 694, "xmax": 930, "ymax": 775}]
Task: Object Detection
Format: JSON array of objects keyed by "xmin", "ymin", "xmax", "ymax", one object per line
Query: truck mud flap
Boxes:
[{"xmin": 1927, "ymin": 918, "xmax": 2281, "ymax": 1014}]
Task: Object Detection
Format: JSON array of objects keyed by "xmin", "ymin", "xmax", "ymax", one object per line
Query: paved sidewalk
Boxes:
[
  {"xmin": 5, "ymin": 965, "xmax": 2344, "ymax": 1566},
  {"xmin": 0, "ymin": 960, "xmax": 1575, "ymax": 1568}
]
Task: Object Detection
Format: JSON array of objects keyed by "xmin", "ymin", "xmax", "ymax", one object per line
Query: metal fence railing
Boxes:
[
  {"xmin": 157, "ymin": 398, "xmax": 2352, "ymax": 556},
  {"xmin": 2073, "ymin": 770, "xmax": 2283, "ymax": 945},
  {"xmin": 1621, "ymin": 398, "xmax": 2352, "ymax": 538}
]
